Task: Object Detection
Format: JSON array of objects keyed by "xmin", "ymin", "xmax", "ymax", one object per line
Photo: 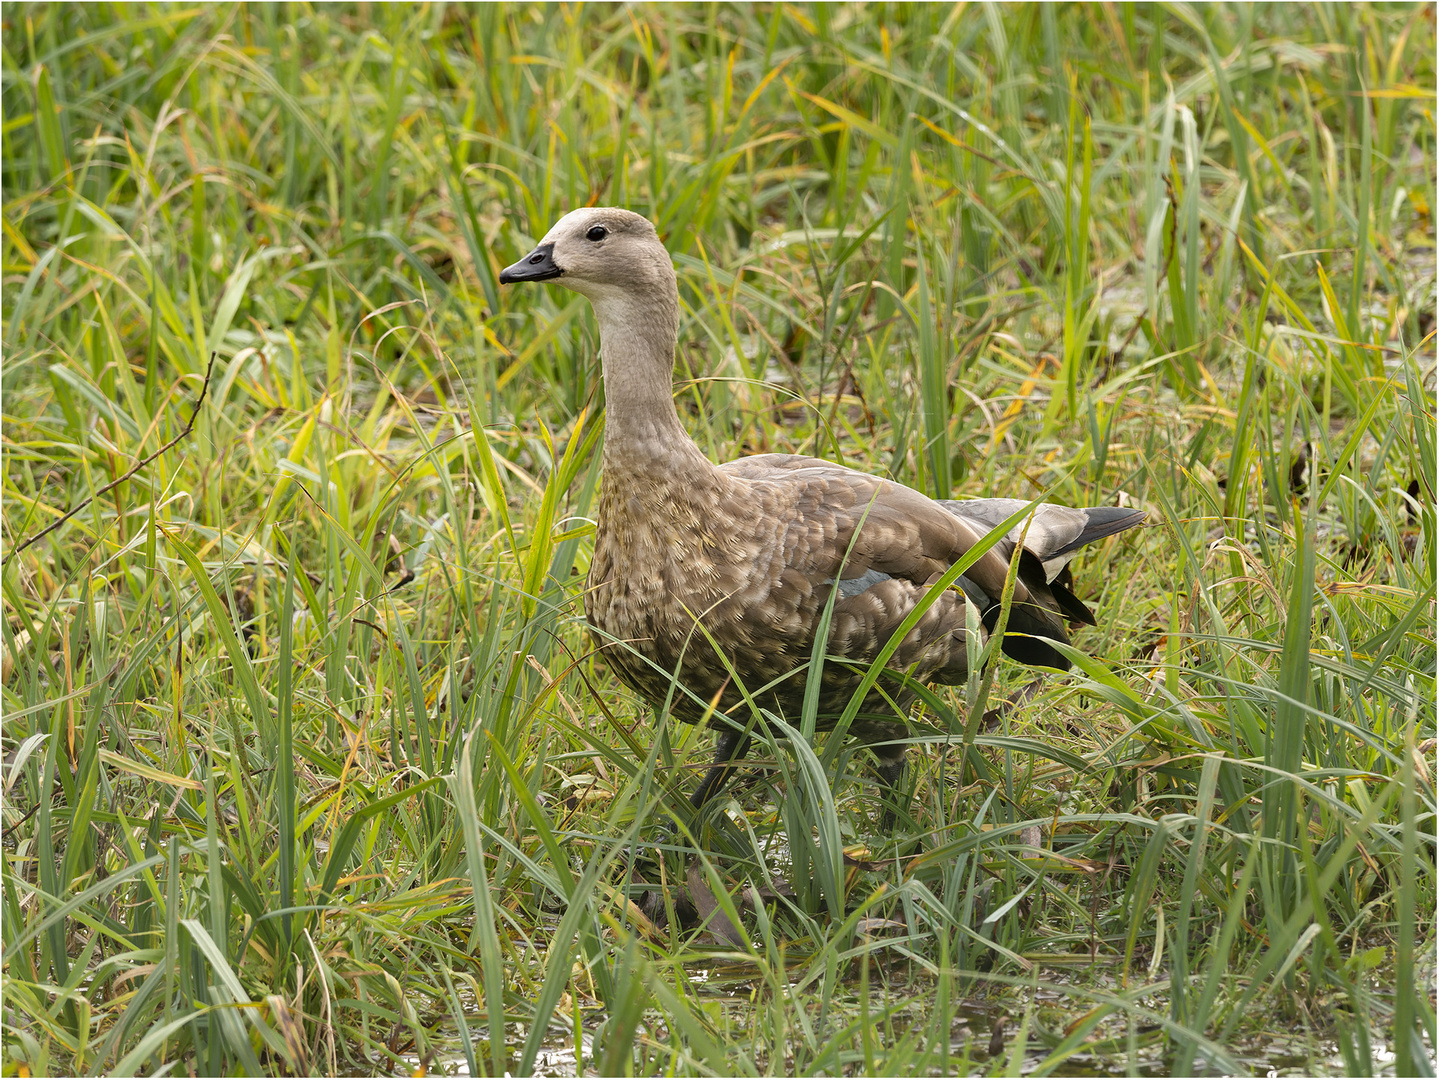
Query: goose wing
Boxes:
[
  {"xmin": 718, "ymin": 455, "xmax": 1144, "ymax": 670},
  {"xmin": 718, "ymin": 456, "xmax": 1066, "ymax": 670}
]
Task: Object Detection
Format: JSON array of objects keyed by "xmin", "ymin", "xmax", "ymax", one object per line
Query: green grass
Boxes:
[{"xmin": 2, "ymin": 2, "xmax": 1435, "ymax": 1075}]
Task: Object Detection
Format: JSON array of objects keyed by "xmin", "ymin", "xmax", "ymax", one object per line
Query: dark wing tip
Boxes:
[
  {"xmin": 1050, "ymin": 576, "xmax": 1098, "ymax": 626},
  {"xmin": 983, "ymin": 601, "xmax": 1073, "ymax": 670},
  {"xmin": 1052, "ymin": 507, "xmax": 1147, "ymax": 557},
  {"xmin": 998, "ymin": 632, "xmax": 1073, "ymax": 671}
]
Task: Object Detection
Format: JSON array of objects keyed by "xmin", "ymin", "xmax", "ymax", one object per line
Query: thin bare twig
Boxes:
[{"xmin": 11, "ymin": 352, "xmax": 217, "ymax": 557}]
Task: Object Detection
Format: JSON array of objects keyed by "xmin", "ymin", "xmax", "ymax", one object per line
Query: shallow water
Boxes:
[{"xmin": 387, "ymin": 967, "xmax": 1425, "ymax": 1078}]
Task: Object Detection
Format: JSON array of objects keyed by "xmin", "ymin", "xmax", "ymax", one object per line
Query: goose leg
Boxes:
[
  {"xmin": 872, "ymin": 746, "xmax": 908, "ymax": 830},
  {"xmin": 690, "ymin": 727, "xmax": 752, "ymax": 809}
]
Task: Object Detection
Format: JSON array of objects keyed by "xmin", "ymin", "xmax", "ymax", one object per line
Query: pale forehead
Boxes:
[{"xmin": 542, "ymin": 207, "xmax": 653, "ymax": 242}]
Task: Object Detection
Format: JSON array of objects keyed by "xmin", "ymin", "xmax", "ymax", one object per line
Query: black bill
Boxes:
[{"xmin": 499, "ymin": 242, "xmax": 562, "ymax": 283}]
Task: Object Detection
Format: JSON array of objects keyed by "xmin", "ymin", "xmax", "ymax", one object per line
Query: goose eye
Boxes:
[{"xmin": 586, "ymin": 225, "xmax": 608, "ymax": 242}]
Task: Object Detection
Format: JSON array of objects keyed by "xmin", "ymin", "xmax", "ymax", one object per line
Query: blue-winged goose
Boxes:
[{"xmin": 500, "ymin": 208, "xmax": 1144, "ymax": 826}]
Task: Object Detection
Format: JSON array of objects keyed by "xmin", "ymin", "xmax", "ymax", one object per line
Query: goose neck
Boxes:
[{"xmin": 588, "ymin": 286, "xmax": 695, "ymax": 462}]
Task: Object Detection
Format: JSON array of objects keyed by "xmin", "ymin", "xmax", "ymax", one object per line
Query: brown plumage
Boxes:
[{"xmin": 500, "ymin": 208, "xmax": 1145, "ymax": 825}]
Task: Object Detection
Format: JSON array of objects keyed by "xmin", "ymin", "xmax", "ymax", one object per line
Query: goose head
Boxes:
[
  {"xmin": 499, "ymin": 207, "xmax": 686, "ymax": 445},
  {"xmin": 499, "ymin": 207, "xmax": 676, "ymax": 304}
]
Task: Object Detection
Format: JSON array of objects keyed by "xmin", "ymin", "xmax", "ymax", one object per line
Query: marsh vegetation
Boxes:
[{"xmin": 2, "ymin": 3, "xmax": 1435, "ymax": 1075}]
